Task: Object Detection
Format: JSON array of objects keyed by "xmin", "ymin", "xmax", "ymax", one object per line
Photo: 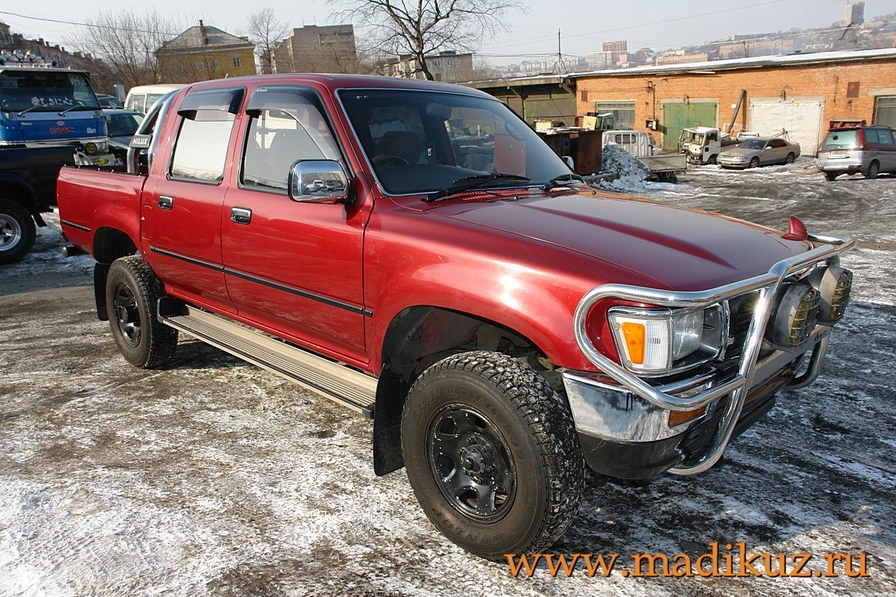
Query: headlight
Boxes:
[{"xmin": 608, "ymin": 305, "xmax": 723, "ymax": 376}]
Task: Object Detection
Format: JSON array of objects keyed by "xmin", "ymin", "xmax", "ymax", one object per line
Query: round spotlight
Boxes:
[
  {"xmin": 808, "ymin": 266, "xmax": 853, "ymax": 324},
  {"xmin": 768, "ymin": 284, "xmax": 820, "ymax": 348}
]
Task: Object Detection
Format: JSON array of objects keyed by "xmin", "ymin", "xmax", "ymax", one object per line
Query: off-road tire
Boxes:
[
  {"xmin": 864, "ymin": 161, "xmax": 880, "ymax": 179},
  {"xmin": 0, "ymin": 199, "xmax": 36, "ymax": 265},
  {"xmin": 106, "ymin": 256, "xmax": 178, "ymax": 368},
  {"xmin": 401, "ymin": 350, "xmax": 584, "ymax": 560}
]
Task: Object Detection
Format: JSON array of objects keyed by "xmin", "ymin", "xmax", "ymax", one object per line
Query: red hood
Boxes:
[{"xmin": 426, "ymin": 190, "xmax": 809, "ymax": 291}]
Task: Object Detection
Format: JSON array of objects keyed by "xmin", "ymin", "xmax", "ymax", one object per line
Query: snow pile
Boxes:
[{"xmin": 590, "ymin": 144, "xmax": 652, "ymax": 193}]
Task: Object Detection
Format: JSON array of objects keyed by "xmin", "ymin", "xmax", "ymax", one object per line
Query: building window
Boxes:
[
  {"xmin": 211, "ymin": 59, "xmax": 220, "ymax": 70},
  {"xmin": 195, "ymin": 61, "xmax": 205, "ymax": 72},
  {"xmin": 233, "ymin": 57, "xmax": 241, "ymax": 68},
  {"xmin": 873, "ymin": 96, "xmax": 896, "ymax": 129},
  {"xmin": 595, "ymin": 101, "xmax": 636, "ymax": 129}
]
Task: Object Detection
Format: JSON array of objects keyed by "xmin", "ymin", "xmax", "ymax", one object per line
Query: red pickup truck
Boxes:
[{"xmin": 57, "ymin": 74, "xmax": 854, "ymax": 559}]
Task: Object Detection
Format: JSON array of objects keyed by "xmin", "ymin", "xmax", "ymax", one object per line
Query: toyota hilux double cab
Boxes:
[{"xmin": 56, "ymin": 74, "xmax": 854, "ymax": 559}]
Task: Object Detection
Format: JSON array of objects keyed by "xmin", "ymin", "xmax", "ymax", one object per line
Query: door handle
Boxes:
[
  {"xmin": 231, "ymin": 207, "xmax": 252, "ymax": 225},
  {"xmin": 158, "ymin": 195, "xmax": 173, "ymax": 210}
]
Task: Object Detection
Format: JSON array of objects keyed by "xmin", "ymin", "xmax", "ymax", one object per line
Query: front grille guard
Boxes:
[{"xmin": 572, "ymin": 233, "xmax": 854, "ymax": 475}]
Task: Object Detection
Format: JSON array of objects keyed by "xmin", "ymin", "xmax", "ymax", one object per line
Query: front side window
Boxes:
[
  {"xmin": 241, "ymin": 86, "xmax": 343, "ymax": 192},
  {"xmin": 340, "ymin": 89, "xmax": 572, "ymax": 195}
]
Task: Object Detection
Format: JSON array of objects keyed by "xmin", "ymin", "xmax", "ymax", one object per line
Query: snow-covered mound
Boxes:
[{"xmin": 590, "ymin": 143, "xmax": 652, "ymax": 193}]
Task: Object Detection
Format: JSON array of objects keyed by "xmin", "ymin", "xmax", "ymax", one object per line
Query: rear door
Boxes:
[{"xmin": 144, "ymin": 87, "xmax": 245, "ymax": 312}]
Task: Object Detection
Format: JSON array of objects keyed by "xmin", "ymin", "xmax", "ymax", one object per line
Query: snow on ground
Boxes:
[{"xmin": 1, "ymin": 164, "xmax": 895, "ymax": 596}]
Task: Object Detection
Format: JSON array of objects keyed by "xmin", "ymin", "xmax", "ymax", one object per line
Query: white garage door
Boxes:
[{"xmin": 749, "ymin": 99, "xmax": 825, "ymax": 156}]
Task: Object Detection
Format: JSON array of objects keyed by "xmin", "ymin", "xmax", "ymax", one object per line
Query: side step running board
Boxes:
[{"xmin": 158, "ymin": 298, "xmax": 376, "ymax": 418}]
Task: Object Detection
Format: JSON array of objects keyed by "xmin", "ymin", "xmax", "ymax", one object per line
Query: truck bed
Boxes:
[{"xmin": 56, "ymin": 166, "xmax": 146, "ymax": 256}]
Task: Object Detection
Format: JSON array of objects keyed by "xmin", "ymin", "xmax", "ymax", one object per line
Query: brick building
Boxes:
[{"xmin": 573, "ymin": 47, "xmax": 896, "ymax": 154}]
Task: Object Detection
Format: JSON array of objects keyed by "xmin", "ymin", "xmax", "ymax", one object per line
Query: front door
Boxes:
[{"xmin": 221, "ymin": 85, "xmax": 370, "ymax": 362}]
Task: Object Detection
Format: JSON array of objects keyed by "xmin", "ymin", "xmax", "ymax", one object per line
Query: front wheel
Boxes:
[
  {"xmin": 749, "ymin": 157, "xmax": 760, "ymax": 168},
  {"xmin": 401, "ymin": 351, "xmax": 584, "ymax": 560},
  {"xmin": 0, "ymin": 199, "xmax": 36, "ymax": 265},
  {"xmin": 106, "ymin": 256, "xmax": 178, "ymax": 368}
]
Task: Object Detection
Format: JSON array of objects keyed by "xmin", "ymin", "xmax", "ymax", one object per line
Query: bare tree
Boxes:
[
  {"xmin": 330, "ymin": 0, "xmax": 525, "ymax": 80},
  {"xmin": 72, "ymin": 9, "xmax": 182, "ymax": 89},
  {"xmin": 248, "ymin": 8, "xmax": 289, "ymax": 74}
]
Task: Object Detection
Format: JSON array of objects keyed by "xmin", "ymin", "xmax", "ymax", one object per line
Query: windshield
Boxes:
[
  {"xmin": 0, "ymin": 71, "xmax": 100, "ymax": 112},
  {"xmin": 106, "ymin": 112, "xmax": 144, "ymax": 136},
  {"xmin": 339, "ymin": 89, "xmax": 571, "ymax": 195},
  {"xmin": 739, "ymin": 139, "xmax": 767, "ymax": 149}
]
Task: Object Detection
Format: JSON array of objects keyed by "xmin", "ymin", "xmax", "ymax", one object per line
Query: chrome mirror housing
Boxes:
[{"xmin": 288, "ymin": 159, "xmax": 351, "ymax": 204}]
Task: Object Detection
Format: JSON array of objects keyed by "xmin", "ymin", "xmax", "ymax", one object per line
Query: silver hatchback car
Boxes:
[{"xmin": 816, "ymin": 125, "xmax": 896, "ymax": 181}]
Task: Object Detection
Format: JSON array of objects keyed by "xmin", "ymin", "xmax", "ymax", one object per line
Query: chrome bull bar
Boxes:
[{"xmin": 572, "ymin": 233, "xmax": 854, "ymax": 476}]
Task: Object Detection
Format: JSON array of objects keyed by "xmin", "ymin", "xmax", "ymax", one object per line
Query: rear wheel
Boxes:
[
  {"xmin": 864, "ymin": 161, "xmax": 880, "ymax": 179},
  {"xmin": 824, "ymin": 172, "xmax": 839, "ymax": 181},
  {"xmin": 401, "ymin": 351, "xmax": 584, "ymax": 560},
  {"xmin": 106, "ymin": 256, "xmax": 178, "ymax": 368},
  {"xmin": 0, "ymin": 199, "xmax": 36, "ymax": 265},
  {"xmin": 785, "ymin": 153, "xmax": 795, "ymax": 164}
]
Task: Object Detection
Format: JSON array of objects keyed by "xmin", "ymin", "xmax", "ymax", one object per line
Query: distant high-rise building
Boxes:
[
  {"xmin": 844, "ymin": 2, "xmax": 865, "ymax": 26},
  {"xmin": 272, "ymin": 25, "xmax": 358, "ymax": 74}
]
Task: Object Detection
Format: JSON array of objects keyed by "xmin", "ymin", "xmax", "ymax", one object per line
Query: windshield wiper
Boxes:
[
  {"xmin": 15, "ymin": 106, "xmax": 50, "ymax": 117},
  {"xmin": 424, "ymin": 173, "xmax": 531, "ymax": 203},
  {"xmin": 58, "ymin": 105, "xmax": 96, "ymax": 116},
  {"xmin": 542, "ymin": 172, "xmax": 584, "ymax": 191}
]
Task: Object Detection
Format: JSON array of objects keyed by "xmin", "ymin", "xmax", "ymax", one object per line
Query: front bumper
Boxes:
[{"xmin": 567, "ymin": 233, "xmax": 853, "ymax": 477}]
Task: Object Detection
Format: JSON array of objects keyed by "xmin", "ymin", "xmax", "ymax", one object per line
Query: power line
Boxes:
[
  {"xmin": 484, "ymin": 0, "xmax": 791, "ymax": 51},
  {"xmin": 0, "ymin": 9, "xmax": 178, "ymax": 36}
]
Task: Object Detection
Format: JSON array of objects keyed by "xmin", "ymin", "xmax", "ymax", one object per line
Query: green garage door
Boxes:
[{"xmin": 662, "ymin": 102, "xmax": 718, "ymax": 150}]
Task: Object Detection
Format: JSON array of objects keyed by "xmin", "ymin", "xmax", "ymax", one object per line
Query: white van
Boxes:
[{"xmin": 124, "ymin": 84, "xmax": 185, "ymax": 114}]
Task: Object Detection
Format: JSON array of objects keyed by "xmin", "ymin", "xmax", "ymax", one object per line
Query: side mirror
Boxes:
[
  {"xmin": 288, "ymin": 160, "xmax": 351, "ymax": 204},
  {"xmin": 561, "ymin": 155, "xmax": 575, "ymax": 171}
]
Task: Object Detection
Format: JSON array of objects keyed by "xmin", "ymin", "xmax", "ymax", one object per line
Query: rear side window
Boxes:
[
  {"xmin": 822, "ymin": 130, "xmax": 858, "ymax": 150},
  {"xmin": 169, "ymin": 87, "xmax": 244, "ymax": 183},
  {"xmin": 877, "ymin": 128, "xmax": 896, "ymax": 145}
]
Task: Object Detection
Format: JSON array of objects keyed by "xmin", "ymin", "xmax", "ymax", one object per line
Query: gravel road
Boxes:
[{"xmin": 1, "ymin": 159, "xmax": 894, "ymax": 596}]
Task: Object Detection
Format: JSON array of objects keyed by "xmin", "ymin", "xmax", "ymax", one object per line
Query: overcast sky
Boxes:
[{"xmin": 1, "ymin": 0, "xmax": 890, "ymax": 63}]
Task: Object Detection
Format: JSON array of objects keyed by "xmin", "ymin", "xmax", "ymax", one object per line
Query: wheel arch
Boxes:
[
  {"xmin": 373, "ymin": 305, "xmax": 560, "ymax": 475},
  {"xmin": 0, "ymin": 178, "xmax": 39, "ymax": 216},
  {"xmin": 91, "ymin": 227, "xmax": 140, "ymax": 321}
]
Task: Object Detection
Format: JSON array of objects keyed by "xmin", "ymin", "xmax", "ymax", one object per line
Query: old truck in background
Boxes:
[
  {"xmin": 57, "ymin": 74, "xmax": 854, "ymax": 560},
  {"xmin": 602, "ymin": 129, "xmax": 687, "ymax": 182},
  {"xmin": 0, "ymin": 145, "xmax": 75, "ymax": 264},
  {"xmin": 678, "ymin": 126, "xmax": 741, "ymax": 165}
]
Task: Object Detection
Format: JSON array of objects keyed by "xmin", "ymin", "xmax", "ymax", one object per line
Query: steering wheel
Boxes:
[{"xmin": 372, "ymin": 154, "xmax": 409, "ymax": 168}]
